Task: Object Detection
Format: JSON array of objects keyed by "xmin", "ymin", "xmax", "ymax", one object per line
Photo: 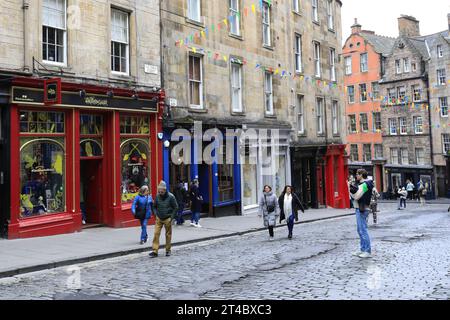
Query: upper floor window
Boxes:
[
  {"xmin": 344, "ymin": 56, "xmax": 352, "ymax": 75},
  {"xmin": 329, "ymin": 48, "xmax": 336, "ymax": 82},
  {"xmin": 443, "ymin": 134, "xmax": 450, "ymax": 154},
  {"xmin": 332, "ymin": 100, "xmax": 339, "ymax": 135},
  {"xmin": 348, "ymin": 115, "xmax": 357, "ymax": 133},
  {"xmin": 373, "ymin": 112, "xmax": 381, "ymax": 131},
  {"xmin": 440, "ymin": 97, "xmax": 448, "ymax": 118},
  {"xmin": 297, "ymin": 95, "xmax": 305, "ymax": 135},
  {"xmin": 388, "ymin": 88, "xmax": 397, "ymax": 102},
  {"xmin": 399, "ymin": 117, "xmax": 407, "ymax": 135},
  {"xmin": 347, "ymin": 86, "xmax": 355, "ymax": 104},
  {"xmin": 360, "ymin": 53, "xmax": 368, "ymax": 72},
  {"xmin": 189, "ymin": 54, "xmax": 203, "ymax": 109},
  {"xmin": 437, "ymin": 45, "xmax": 443, "ymax": 58},
  {"xmin": 188, "ymin": 0, "xmax": 201, "ymax": 22},
  {"xmin": 313, "ymin": 41, "xmax": 321, "ymax": 77},
  {"xmin": 363, "ymin": 144, "xmax": 372, "ymax": 162},
  {"xmin": 312, "ymin": 0, "xmax": 318, "ymax": 22},
  {"xmin": 231, "ymin": 62, "xmax": 243, "ymax": 113},
  {"xmin": 111, "ymin": 8, "xmax": 129, "ymax": 74},
  {"xmin": 437, "ymin": 69, "xmax": 446, "ymax": 86},
  {"xmin": 350, "ymin": 144, "xmax": 359, "ymax": 162},
  {"xmin": 360, "ymin": 84, "xmax": 367, "ymax": 102},
  {"xmin": 390, "ymin": 148, "xmax": 399, "ymax": 165},
  {"xmin": 415, "ymin": 148, "xmax": 425, "ymax": 165},
  {"xmin": 389, "ymin": 118, "xmax": 397, "ymax": 135},
  {"xmin": 42, "ymin": 0, "xmax": 66, "ymax": 64},
  {"xmin": 295, "ymin": 34, "xmax": 303, "ymax": 73},
  {"xmin": 262, "ymin": 1, "xmax": 271, "ymax": 46},
  {"xmin": 293, "ymin": 0, "xmax": 300, "ymax": 13},
  {"xmin": 413, "ymin": 116, "xmax": 423, "ymax": 134},
  {"xmin": 229, "ymin": 0, "xmax": 240, "ymax": 36},
  {"xmin": 400, "ymin": 148, "xmax": 409, "ymax": 165},
  {"xmin": 412, "ymin": 85, "xmax": 422, "ymax": 101},
  {"xmin": 359, "ymin": 113, "xmax": 369, "ymax": 132},
  {"xmin": 395, "ymin": 59, "xmax": 401, "ymax": 74},
  {"xmin": 371, "ymin": 82, "xmax": 380, "ymax": 100},
  {"xmin": 264, "ymin": 72, "xmax": 274, "ymax": 115},
  {"xmin": 326, "ymin": 0, "xmax": 334, "ymax": 30},
  {"xmin": 316, "ymin": 97, "xmax": 324, "ymax": 135},
  {"xmin": 403, "ymin": 58, "xmax": 410, "ymax": 73},
  {"xmin": 374, "ymin": 144, "xmax": 383, "ymax": 159},
  {"xmin": 397, "ymin": 86, "xmax": 406, "ymax": 101}
]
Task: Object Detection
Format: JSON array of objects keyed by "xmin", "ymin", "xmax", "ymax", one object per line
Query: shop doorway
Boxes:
[{"xmin": 80, "ymin": 160, "xmax": 104, "ymax": 226}]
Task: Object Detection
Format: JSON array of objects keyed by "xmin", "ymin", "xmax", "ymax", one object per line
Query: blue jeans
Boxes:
[
  {"xmin": 140, "ymin": 219, "xmax": 148, "ymax": 241},
  {"xmin": 176, "ymin": 206, "xmax": 185, "ymax": 225},
  {"xmin": 287, "ymin": 214, "xmax": 295, "ymax": 235},
  {"xmin": 399, "ymin": 198, "xmax": 406, "ymax": 208},
  {"xmin": 80, "ymin": 202, "xmax": 86, "ymax": 221},
  {"xmin": 191, "ymin": 212, "xmax": 200, "ymax": 224},
  {"xmin": 356, "ymin": 208, "xmax": 371, "ymax": 253}
]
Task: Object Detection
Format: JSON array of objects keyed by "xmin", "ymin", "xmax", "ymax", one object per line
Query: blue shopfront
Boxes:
[{"xmin": 162, "ymin": 127, "xmax": 242, "ymax": 217}]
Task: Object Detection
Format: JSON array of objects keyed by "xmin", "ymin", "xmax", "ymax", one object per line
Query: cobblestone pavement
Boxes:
[{"xmin": 0, "ymin": 203, "xmax": 449, "ymax": 300}]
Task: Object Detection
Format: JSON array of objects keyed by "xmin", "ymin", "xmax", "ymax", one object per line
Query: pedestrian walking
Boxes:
[
  {"xmin": 350, "ymin": 169, "xmax": 374, "ymax": 259},
  {"xmin": 369, "ymin": 186, "xmax": 380, "ymax": 224},
  {"xmin": 131, "ymin": 185, "xmax": 153, "ymax": 245},
  {"xmin": 278, "ymin": 186, "xmax": 305, "ymax": 239},
  {"xmin": 258, "ymin": 185, "xmax": 280, "ymax": 241},
  {"xmin": 418, "ymin": 180, "xmax": 427, "ymax": 206},
  {"xmin": 406, "ymin": 180, "xmax": 415, "ymax": 200},
  {"xmin": 398, "ymin": 187, "xmax": 407, "ymax": 210},
  {"xmin": 189, "ymin": 179, "xmax": 203, "ymax": 228},
  {"xmin": 149, "ymin": 181, "xmax": 178, "ymax": 258},
  {"xmin": 173, "ymin": 179, "xmax": 188, "ymax": 225}
]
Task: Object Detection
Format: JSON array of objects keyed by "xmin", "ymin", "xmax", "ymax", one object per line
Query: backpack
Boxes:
[{"xmin": 134, "ymin": 196, "xmax": 148, "ymax": 220}]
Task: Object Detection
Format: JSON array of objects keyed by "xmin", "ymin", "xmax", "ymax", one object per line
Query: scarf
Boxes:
[{"xmin": 284, "ymin": 193, "xmax": 293, "ymax": 219}]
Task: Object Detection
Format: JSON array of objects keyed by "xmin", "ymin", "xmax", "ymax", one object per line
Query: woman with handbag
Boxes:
[
  {"xmin": 189, "ymin": 179, "xmax": 203, "ymax": 228},
  {"xmin": 131, "ymin": 185, "xmax": 153, "ymax": 244},
  {"xmin": 258, "ymin": 185, "xmax": 280, "ymax": 241},
  {"xmin": 278, "ymin": 186, "xmax": 305, "ymax": 239}
]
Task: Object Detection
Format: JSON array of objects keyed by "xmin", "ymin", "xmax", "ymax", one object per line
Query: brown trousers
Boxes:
[{"xmin": 152, "ymin": 216, "xmax": 172, "ymax": 253}]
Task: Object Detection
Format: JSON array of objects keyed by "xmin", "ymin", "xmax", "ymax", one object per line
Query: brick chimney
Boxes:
[
  {"xmin": 448, "ymin": 13, "xmax": 450, "ymax": 32},
  {"xmin": 351, "ymin": 18, "xmax": 362, "ymax": 34},
  {"xmin": 398, "ymin": 15, "xmax": 420, "ymax": 37}
]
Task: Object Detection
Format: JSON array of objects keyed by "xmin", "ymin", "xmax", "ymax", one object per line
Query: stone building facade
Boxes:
[
  {"xmin": 161, "ymin": 0, "xmax": 348, "ymax": 212},
  {"xmin": 0, "ymin": 0, "xmax": 163, "ymax": 238}
]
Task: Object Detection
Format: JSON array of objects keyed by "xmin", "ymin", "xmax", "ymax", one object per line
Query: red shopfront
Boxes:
[
  {"xmin": 7, "ymin": 77, "xmax": 164, "ymax": 239},
  {"xmin": 324, "ymin": 144, "xmax": 350, "ymax": 209}
]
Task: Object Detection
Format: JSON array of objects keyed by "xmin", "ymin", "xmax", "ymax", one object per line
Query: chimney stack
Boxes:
[
  {"xmin": 398, "ymin": 15, "xmax": 420, "ymax": 37},
  {"xmin": 447, "ymin": 13, "xmax": 450, "ymax": 32},
  {"xmin": 351, "ymin": 18, "xmax": 362, "ymax": 34}
]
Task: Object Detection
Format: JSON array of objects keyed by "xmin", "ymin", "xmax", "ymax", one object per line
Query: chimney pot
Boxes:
[
  {"xmin": 398, "ymin": 15, "xmax": 420, "ymax": 37},
  {"xmin": 351, "ymin": 18, "xmax": 362, "ymax": 34}
]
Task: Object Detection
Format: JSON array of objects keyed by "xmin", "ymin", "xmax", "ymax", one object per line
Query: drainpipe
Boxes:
[{"xmin": 22, "ymin": 0, "xmax": 31, "ymax": 72}]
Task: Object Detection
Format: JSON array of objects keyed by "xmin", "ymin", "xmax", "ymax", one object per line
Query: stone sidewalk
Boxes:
[{"xmin": 0, "ymin": 208, "xmax": 356, "ymax": 278}]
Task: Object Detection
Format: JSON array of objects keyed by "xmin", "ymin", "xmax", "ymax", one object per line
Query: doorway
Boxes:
[{"xmin": 80, "ymin": 160, "xmax": 103, "ymax": 226}]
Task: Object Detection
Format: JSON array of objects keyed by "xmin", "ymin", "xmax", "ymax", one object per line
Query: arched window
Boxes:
[{"xmin": 20, "ymin": 138, "xmax": 65, "ymax": 217}]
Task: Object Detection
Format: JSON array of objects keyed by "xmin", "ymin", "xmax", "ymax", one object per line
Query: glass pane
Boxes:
[
  {"xmin": 121, "ymin": 140, "xmax": 150, "ymax": 203},
  {"xmin": 48, "ymin": 45, "xmax": 56, "ymax": 61},
  {"xmin": 48, "ymin": 28, "xmax": 55, "ymax": 45},
  {"xmin": 80, "ymin": 139, "xmax": 103, "ymax": 157},
  {"xmin": 20, "ymin": 139, "xmax": 65, "ymax": 217}
]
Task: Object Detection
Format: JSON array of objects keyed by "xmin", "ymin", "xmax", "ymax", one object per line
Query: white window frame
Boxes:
[
  {"xmin": 229, "ymin": 0, "xmax": 240, "ymax": 36},
  {"xmin": 348, "ymin": 86, "xmax": 355, "ymax": 104},
  {"xmin": 360, "ymin": 83, "xmax": 367, "ymax": 102},
  {"xmin": 348, "ymin": 115, "xmax": 357, "ymax": 133},
  {"xmin": 390, "ymin": 148, "xmax": 399, "ymax": 165},
  {"xmin": 399, "ymin": 117, "xmax": 407, "ymax": 135},
  {"xmin": 414, "ymin": 116, "xmax": 423, "ymax": 134},
  {"xmin": 397, "ymin": 86, "xmax": 406, "ymax": 101},
  {"xmin": 297, "ymin": 94, "xmax": 305, "ymax": 135},
  {"xmin": 373, "ymin": 112, "xmax": 381, "ymax": 131},
  {"xmin": 111, "ymin": 8, "xmax": 130, "ymax": 75},
  {"xmin": 372, "ymin": 82, "xmax": 380, "ymax": 100},
  {"xmin": 403, "ymin": 58, "xmax": 410, "ymax": 73},
  {"xmin": 374, "ymin": 144, "xmax": 383, "ymax": 159},
  {"xmin": 350, "ymin": 144, "xmax": 359, "ymax": 162},
  {"xmin": 312, "ymin": 0, "xmax": 319, "ymax": 22},
  {"xmin": 187, "ymin": 0, "xmax": 201, "ymax": 22},
  {"xmin": 440, "ymin": 97, "xmax": 448, "ymax": 118},
  {"xmin": 292, "ymin": 0, "xmax": 300, "ymax": 13},
  {"xmin": 437, "ymin": 45, "xmax": 443, "ymax": 58},
  {"xmin": 316, "ymin": 97, "xmax": 324, "ymax": 135},
  {"xmin": 42, "ymin": 0, "xmax": 67, "ymax": 66},
  {"xmin": 443, "ymin": 134, "xmax": 450, "ymax": 154},
  {"xmin": 388, "ymin": 88, "xmax": 397, "ymax": 102},
  {"xmin": 360, "ymin": 113, "xmax": 368, "ymax": 132},
  {"xmin": 327, "ymin": 0, "xmax": 334, "ymax": 30},
  {"xmin": 295, "ymin": 34, "xmax": 303, "ymax": 73},
  {"xmin": 231, "ymin": 62, "xmax": 243, "ymax": 113},
  {"xmin": 360, "ymin": 53, "xmax": 368, "ymax": 72},
  {"xmin": 437, "ymin": 69, "xmax": 446, "ymax": 86},
  {"xmin": 363, "ymin": 144, "xmax": 372, "ymax": 162},
  {"xmin": 389, "ymin": 118, "xmax": 397, "ymax": 135},
  {"xmin": 314, "ymin": 41, "xmax": 321, "ymax": 78},
  {"xmin": 188, "ymin": 54, "xmax": 203, "ymax": 109},
  {"xmin": 412, "ymin": 85, "xmax": 422, "ymax": 102},
  {"xmin": 262, "ymin": 1, "xmax": 271, "ymax": 47},
  {"xmin": 264, "ymin": 71, "xmax": 273, "ymax": 115},
  {"xmin": 395, "ymin": 59, "xmax": 401, "ymax": 74},
  {"xmin": 415, "ymin": 148, "xmax": 425, "ymax": 165},
  {"xmin": 400, "ymin": 148, "xmax": 409, "ymax": 165},
  {"xmin": 344, "ymin": 56, "xmax": 352, "ymax": 75},
  {"xmin": 330, "ymin": 48, "xmax": 336, "ymax": 82},
  {"xmin": 332, "ymin": 100, "xmax": 339, "ymax": 135}
]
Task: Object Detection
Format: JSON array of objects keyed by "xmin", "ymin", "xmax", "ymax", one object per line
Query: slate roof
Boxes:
[{"xmin": 360, "ymin": 31, "xmax": 397, "ymax": 57}]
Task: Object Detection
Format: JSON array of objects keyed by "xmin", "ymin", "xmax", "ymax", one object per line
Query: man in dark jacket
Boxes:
[
  {"xmin": 350, "ymin": 169, "xmax": 374, "ymax": 259},
  {"xmin": 173, "ymin": 180, "xmax": 187, "ymax": 225},
  {"xmin": 149, "ymin": 181, "xmax": 178, "ymax": 258}
]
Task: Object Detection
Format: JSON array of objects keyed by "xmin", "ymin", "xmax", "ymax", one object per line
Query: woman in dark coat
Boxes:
[
  {"xmin": 278, "ymin": 186, "xmax": 305, "ymax": 239},
  {"xmin": 189, "ymin": 179, "xmax": 203, "ymax": 227}
]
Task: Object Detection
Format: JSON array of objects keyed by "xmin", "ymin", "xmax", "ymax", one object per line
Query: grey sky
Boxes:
[{"xmin": 342, "ymin": 0, "xmax": 450, "ymax": 41}]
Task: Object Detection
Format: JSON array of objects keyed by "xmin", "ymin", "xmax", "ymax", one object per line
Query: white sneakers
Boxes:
[
  {"xmin": 269, "ymin": 237, "xmax": 274, "ymax": 241},
  {"xmin": 190, "ymin": 222, "xmax": 195, "ymax": 227},
  {"xmin": 352, "ymin": 251, "xmax": 363, "ymax": 256},
  {"xmin": 358, "ymin": 252, "xmax": 372, "ymax": 259},
  {"xmin": 82, "ymin": 220, "xmax": 86, "ymax": 225},
  {"xmin": 190, "ymin": 222, "xmax": 202, "ymax": 228}
]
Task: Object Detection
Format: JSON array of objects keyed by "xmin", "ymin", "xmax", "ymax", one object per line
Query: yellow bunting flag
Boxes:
[
  {"xmin": 224, "ymin": 55, "xmax": 228, "ymax": 62},
  {"xmin": 223, "ymin": 19, "xmax": 228, "ymax": 27},
  {"xmin": 274, "ymin": 69, "xmax": 279, "ymax": 75},
  {"xmin": 251, "ymin": 4, "xmax": 256, "ymax": 13},
  {"xmin": 193, "ymin": 47, "xmax": 197, "ymax": 53},
  {"xmin": 201, "ymin": 31, "xmax": 205, "ymax": 38}
]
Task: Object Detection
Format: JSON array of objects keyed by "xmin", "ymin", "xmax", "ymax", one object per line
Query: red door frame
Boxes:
[{"xmin": 325, "ymin": 145, "xmax": 349, "ymax": 209}]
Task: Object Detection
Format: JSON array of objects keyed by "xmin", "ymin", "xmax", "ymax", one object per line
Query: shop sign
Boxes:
[{"xmin": 44, "ymin": 78, "xmax": 62, "ymax": 105}]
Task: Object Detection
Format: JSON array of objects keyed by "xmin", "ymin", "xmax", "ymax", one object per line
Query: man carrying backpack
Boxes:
[{"xmin": 350, "ymin": 169, "xmax": 374, "ymax": 259}]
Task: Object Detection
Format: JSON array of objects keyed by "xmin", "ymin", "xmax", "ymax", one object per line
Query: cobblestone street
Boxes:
[{"xmin": 0, "ymin": 203, "xmax": 449, "ymax": 300}]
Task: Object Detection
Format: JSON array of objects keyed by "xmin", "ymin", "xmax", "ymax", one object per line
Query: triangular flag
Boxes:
[{"xmin": 251, "ymin": 4, "xmax": 256, "ymax": 13}]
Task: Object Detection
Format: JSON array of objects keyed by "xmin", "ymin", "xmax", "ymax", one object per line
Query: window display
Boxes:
[
  {"xmin": 20, "ymin": 138, "xmax": 65, "ymax": 217},
  {"xmin": 121, "ymin": 139, "xmax": 150, "ymax": 203},
  {"xmin": 120, "ymin": 116, "xmax": 149, "ymax": 134},
  {"xmin": 20, "ymin": 111, "xmax": 64, "ymax": 133}
]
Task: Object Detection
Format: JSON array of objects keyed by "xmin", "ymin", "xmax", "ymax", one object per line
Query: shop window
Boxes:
[
  {"xmin": 80, "ymin": 114, "xmax": 103, "ymax": 157},
  {"xmin": 20, "ymin": 111, "xmax": 64, "ymax": 133},
  {"xmin": 242, "ymin": 144, "xmax": 258, "ymax": 207},
  {"xmin": 169, "ymin": 145, "xmax": 191, "ymax": 209},
  {"xmin": 120, "ymin": 139, "xmax": 150, "ymax": 203},
  {"xmin": 80, "ymin": 114, "xmax": 103, "ymax": 135},
  {"xmin": 218, "ymin": 163, "xmax": 234, "ymax": 202},
  {"xmin": 120, "ymin": 115, "xmax": 150, "ymax": 134},
  {"xmin": 80, "ymin": 139, "xmax": 103, "ymax": 157},
  {"xmin": 20, "ymin": 138, "xmax": 65, "ymax": 217}
]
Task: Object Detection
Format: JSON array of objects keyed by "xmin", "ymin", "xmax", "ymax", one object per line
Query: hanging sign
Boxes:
[{"xmin": 44, "ymin": 78, "xmax": 62, "ymax": 105}]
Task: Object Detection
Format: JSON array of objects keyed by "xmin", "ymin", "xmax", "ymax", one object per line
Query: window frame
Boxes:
[
  {"xmin": 329, "ymin": 48, "xmax": 336, "ymax": 82},
  {"xmin": 229, "ymin": 0, "xmax": 241, "ymax": 36},
  {"xmin": 262, "ymin": 1, "xmax": 271, "ymax": 47},
  {"xmin": 360, "ymin": 53, "xmax": 368, "ymax": 73},
  {"xmin": 443, "ymin": 134, "xmax": 450, "ymax": 154},
  {"xmin": 111, "ymin": 8, "xmax": 130, "ymax": 75},
  {"xmin": 230, "ymin": 62, "xmax": 243, "ymax": 113},
  {"xmin": 437, "ymin": 45, "xmax": 443, "ymax": 58},
  {"xmin": 415, "ymin": 148, "xmax": 425, "ymax": 165},
  {"xmin": 390, "ymin": 148, "xmax": 399, "ymax": 165},
  {"xmin": 359, "ymin": 113, "xmax": 369, "ymax": 132},
  {"xmin": 440, "ymin": 97, "xmax": 448, "ymax": 118},
  {"xmin": 373, "ymin": 112, "xmax": 381, "ymax": 131},
  {"xmin": 359, "ymin": 83, "xmax": 367, "ymax": 102},
  {"xmin": 297, "ymin": 94, "xmax": 305, "ymax": 135},
  {"xmin": 437, "ymin": 69, "xmax": 446, "ymax": 86},
  {"xmin": 347, "ymin": 85, "xmax": 355, "ymax": 104},
  {"xmin": 188, "ymin": 54, "xmax": 204, "ymax": 109},
  {"xmin": 264, "ymin": 71, "xmax": 274, "ymax": 115},
  {"xmin": 312, "ymin": 0, "xmax": 319, "ymax": 23},
  {"xmin": 403, "ymin": 58, "xmax": 410, "ymax": 73},
  {"xmin": 292, "ymin": 0, "xmax": 300, "ymax": 13},
  {"xmin": 350, "ymin": 144, "xmax": 359, "ymax": 162},
  {"xmin": 326, "ymin": 0, "xmax": 334, "ymax": 30},
  {"xmin": 395, "ymin": 59, "xmax": 401, "ymax": 74},
  {"xmin": 295, "ymin": 34, "xmax": 303, "ymax": 73},
  {"xmin": 413, "ymin": 116, "xmax": 423, "ymax": 134},
  {"xmin": 344, "ymin": 56, "xmax": 352, "ymax": 75},
  {"xmin": 332, "ymin": 100, "xmax": 339, "ymax": 135},
  {"xmin": 389, "ymin": 118, "xmax": 398, "ymax": 135},
  {"xmin": 400, "ymin": 148, "xmax": 409, "ymax": 165},
  {"xmin": 348, "ymin": 114, "xmax": 357, "ymax": 134},
  {"xmin": 42, "ymin": 0, "xmax": 67, "ymax": 66},
  {"xmin": 363, "ymin": 144, "xmax": 372, "ymax": 163},
  {"xmin": 371, "ymin": 82, "xmax": 380, "ymax": 100},
  {"xmin": 313, "ymin": 41, "xmax": 321, "ymax": 78},
  {"xmin": 399, "ymin": 117, "xmax": 407, "ymax": 135},
  {"xmin": 187, "ymin": 0, "xmax": 201, "ymax": 22},
  {"xmin": 374, "ymin": 144, "xmax": 383, "ymax": 159},
  {"xmin": 316, "ymin": 97, "xmax": 324, "ymax": 135}
]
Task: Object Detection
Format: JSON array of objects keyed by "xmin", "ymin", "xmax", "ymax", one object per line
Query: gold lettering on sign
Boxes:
[
  {"xmin": 85, "ymin": 96, "xmax": 108, "ymax": 106},
  {"xmin": 47, "ymin": 88, "xmax": 56, "ymax": 95}
]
